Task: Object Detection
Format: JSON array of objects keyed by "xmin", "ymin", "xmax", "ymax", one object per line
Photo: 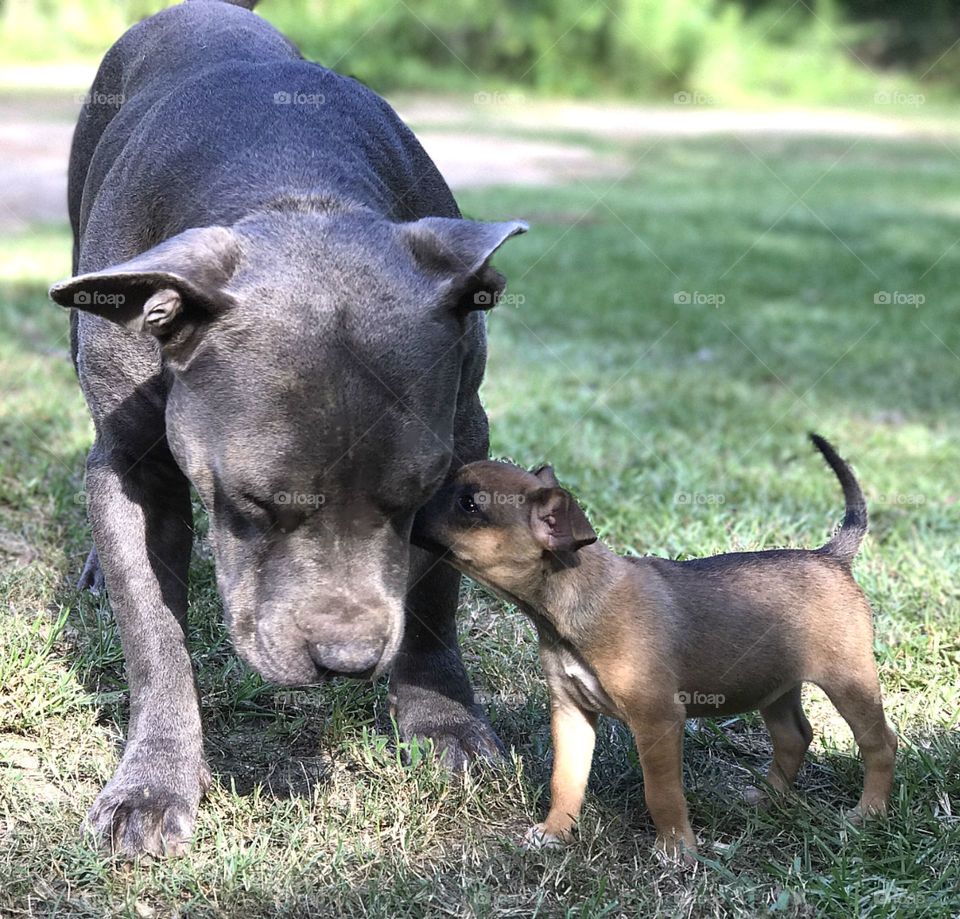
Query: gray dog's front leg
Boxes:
[
  {"xmin": 83, "ymin": 441, "xmax": 208, "ymax": 857},
  {"xmin": 389, "ymin": 550, "xmax": 503, "ymax": 769}
]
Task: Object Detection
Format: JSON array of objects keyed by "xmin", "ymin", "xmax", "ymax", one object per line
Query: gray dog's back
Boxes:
[{"xmin": 70, "ymin": 0, "xmax": 458, "ymax": 274}]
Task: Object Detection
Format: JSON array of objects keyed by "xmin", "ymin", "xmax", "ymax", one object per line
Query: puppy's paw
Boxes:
[
  {"xmin": 743, "ymin": 784, "xmax": 772, "ymax": 808},
  {"xmin": 653, "ymin": 835, "xmax": 698, "ymax": 868},
  {"xmin": 521, "ymin": 823, "xmax": 570, "ymax": 850},
  {"xmin": 844, "ymin": 801, "xmax": 887, "ymax": 826}
]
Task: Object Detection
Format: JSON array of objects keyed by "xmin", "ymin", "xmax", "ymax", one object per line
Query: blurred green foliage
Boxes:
[{"xmin": 0, "ymin": 0, "xmax": 957, "ymax": 103}]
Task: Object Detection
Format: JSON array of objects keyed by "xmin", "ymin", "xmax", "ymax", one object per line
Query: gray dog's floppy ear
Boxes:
[
  {"xmin": 48, "ymin": 226, "xmax": 240, "ymax": 336},
  {"xmin": 529, "ymin": 487, "xmax": 597, "ymax": 554},
  {"xmin": 400, "ymin": 217, "xmax": 527, "ymax": 312}
]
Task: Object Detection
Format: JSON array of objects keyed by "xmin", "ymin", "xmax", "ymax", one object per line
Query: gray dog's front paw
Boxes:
[
  {"xmin": 394, "ymin": 695, "xmax": 504, "ymax": 771},
  {"xmin": 85, "ymin": 755, "xmax": 210, "ymax": 858},
  {"xmin": 409, "ymin": 708, "xmax": 505, "ymax": 771},
  {"xmin": 391, "ymin": 686, "xmax": 506, "ymax": 771},
  {"xmin": 390, "ymin": 644, "xmax": 505, "ymax": 770}
]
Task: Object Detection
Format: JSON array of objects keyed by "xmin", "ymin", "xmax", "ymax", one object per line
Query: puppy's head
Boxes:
[{"xmin": 413, "ymin": 461, "xmax": 597, "ymax": 599}]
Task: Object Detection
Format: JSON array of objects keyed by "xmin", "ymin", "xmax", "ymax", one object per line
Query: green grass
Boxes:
[{"xmin": 2, "ymin": 124, "xmax": 960, "ymax": 917}]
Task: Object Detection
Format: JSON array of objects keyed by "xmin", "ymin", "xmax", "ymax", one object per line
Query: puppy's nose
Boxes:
[{"xmin": 309, "ymin": 637, "xmax": 385, "ymax": 677}]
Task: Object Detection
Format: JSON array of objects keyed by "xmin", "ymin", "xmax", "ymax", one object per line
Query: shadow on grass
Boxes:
[{"xmin": 487, "ymin": 690, "xmax": 959, "ymax": 866}]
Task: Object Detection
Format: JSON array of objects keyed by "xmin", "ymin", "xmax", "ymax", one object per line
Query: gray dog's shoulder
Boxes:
[{"xmin": 76, "ymin": 5, "xmax": 456, "ymax": 251}]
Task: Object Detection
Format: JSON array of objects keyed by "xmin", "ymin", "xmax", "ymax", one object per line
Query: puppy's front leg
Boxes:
[
  {"xmin": 524, "ymin": 700, "xmax": 597, "ymax": 848},
  {"xmin": 631, "ymin": 714, "xmax": 697, "ymax": 862}
]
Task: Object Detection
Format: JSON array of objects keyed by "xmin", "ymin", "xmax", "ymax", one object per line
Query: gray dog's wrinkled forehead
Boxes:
[
  {"xmin": 224, "ymin": 209, "xmax": 460, "ymax": 362},
  {"xmin": 232, "ymin": 204, "xmax": 527, "ymax": 299},
  {"xmin": 169, "ymin": 206, "xmax": 526, "ymax": 423}
]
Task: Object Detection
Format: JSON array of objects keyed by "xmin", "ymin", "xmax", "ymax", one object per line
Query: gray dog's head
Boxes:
[{"xmin": 51, "ymin": 205, "xmax": 526, "ymax": 683}]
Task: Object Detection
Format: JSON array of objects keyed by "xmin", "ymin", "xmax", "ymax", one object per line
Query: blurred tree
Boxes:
[{"xmin": 0, "ymin": 0, "xmax": 958, "ymax": 102}]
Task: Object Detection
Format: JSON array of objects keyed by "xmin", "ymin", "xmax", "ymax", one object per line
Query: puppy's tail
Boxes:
[{"xmin": 810, "ymin": 433, "xmax": 867, "ymax": 565}]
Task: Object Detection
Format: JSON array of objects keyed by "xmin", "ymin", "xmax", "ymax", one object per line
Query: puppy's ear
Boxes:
[
  {"xmin": 48, "ymin": 226, "xmax": 240, "ymax": 337},
  {"xmin": 530, "ymin": 487, "xmax": 597, "ymax": 554},
  {"xmin": 531, "ymin": 464, "xmax": 560, "ymax": 488},
  {"xmin": 400, "ymin": 216, "xmax": 528, "ymax": 312}
]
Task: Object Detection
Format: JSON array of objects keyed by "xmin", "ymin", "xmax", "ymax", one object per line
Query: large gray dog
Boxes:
[{"xmin": 49, "ymin": 0, "xmax": 526, "ymax": 857}]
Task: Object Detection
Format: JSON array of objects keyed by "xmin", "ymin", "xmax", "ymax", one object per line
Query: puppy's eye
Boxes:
[{"xmin": 457, "ymin": 494, "xmax": 481, "ymax": 515}]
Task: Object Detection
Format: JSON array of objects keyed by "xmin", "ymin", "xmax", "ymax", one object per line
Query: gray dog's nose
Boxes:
[{"xmin": 309, "ymin": 637, "xmax": 385, "ymax": 677}]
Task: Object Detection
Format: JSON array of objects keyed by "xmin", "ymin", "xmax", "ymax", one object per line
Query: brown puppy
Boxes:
[{"xmin": 413, "ymin": 435, "xmax": 896, "ymax": 860}]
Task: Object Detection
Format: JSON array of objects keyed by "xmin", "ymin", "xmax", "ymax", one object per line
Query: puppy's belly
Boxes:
[
  {"xmin": 675, "ymin": 634, "xmax": 806, "ymax": 716},
  {"xmin": 682, "ymin": 681, "xmax": 797, "ymax": 717}
]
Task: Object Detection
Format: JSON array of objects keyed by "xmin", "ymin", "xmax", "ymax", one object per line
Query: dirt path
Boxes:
[
  {"xmin": 0, "ymin": 118, "xmax": 75, "ymax": 231},
  {"xmin": 0, "ymin": 91, "xmax": 952, "ymax": 232},
  {"xmin": 0, "ymin": 92, "xmax": 625, "ymax": 233}
]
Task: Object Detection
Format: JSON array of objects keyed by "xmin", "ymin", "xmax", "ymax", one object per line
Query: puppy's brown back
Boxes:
[{"xmin": 599, "ymin": 550, "xmax": 875, "ymax": 715}]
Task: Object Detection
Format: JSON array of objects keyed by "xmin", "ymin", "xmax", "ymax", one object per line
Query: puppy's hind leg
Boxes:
[
  {"xmin": 817, "ymin": 671, "xmax": 896, "ymax": 822},
  {"xmin": 631, "ymin": 713, "xmax": 697, "ymax": 862},
  {"xmin": 744, "ymin": 685, "xmax": 813, "ymax": 806}
]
